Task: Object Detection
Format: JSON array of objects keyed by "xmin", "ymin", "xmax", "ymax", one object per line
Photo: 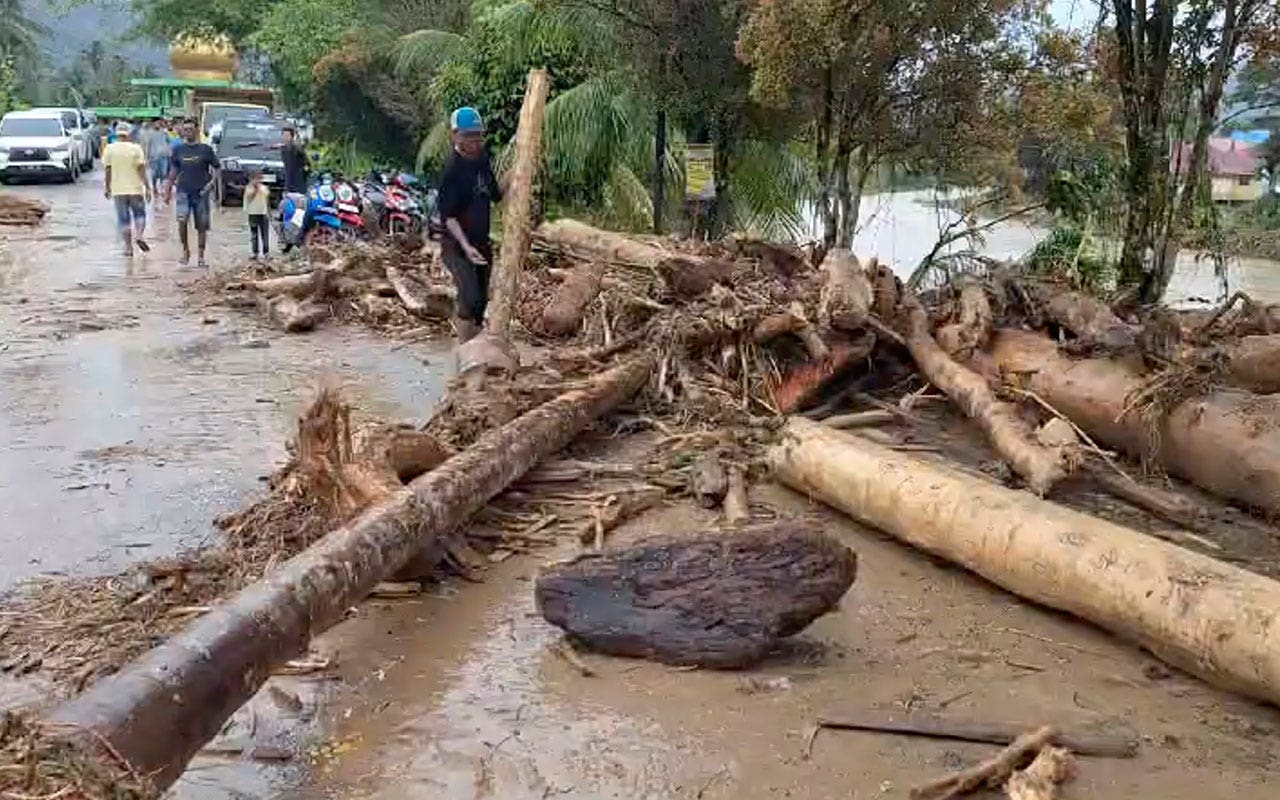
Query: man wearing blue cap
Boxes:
[{"xmin": 438, "ymin": 106, "xmax": 502, "ymax": 343}]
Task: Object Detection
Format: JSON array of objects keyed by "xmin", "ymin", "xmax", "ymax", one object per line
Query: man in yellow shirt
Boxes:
[{"xmin": 103, "ymin": 122, "xmax": 152, "ymax": 257}]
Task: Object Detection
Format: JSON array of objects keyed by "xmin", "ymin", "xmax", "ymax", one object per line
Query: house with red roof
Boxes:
[{"xmin": 1172, "ymin": 137, "xmax": 1265, "ymax": 203}]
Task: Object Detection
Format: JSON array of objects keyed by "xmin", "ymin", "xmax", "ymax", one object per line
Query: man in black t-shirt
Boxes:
[
  {"xmin": 165, "ymin": 119, "xmax": 220, "ymax": 267},
  {"xmin": 437, "ymin": 106, "xmax": 501, "ymax": 343},
  {"xmin": 281, "ymin": 126, "xmax": 310, "ymax": 194}
]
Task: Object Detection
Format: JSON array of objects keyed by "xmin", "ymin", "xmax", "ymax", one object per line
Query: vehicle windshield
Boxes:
[
  {"xmin": 220, "ymin": 123, "xmax": 285, "ymax": 160},
  {"xmin": 0, "ymin": 117, "xmax": 64, "ymax": 137},
  {"xmin": 203, "ymin": 105, "xmax": 269, "ymax": 136}
]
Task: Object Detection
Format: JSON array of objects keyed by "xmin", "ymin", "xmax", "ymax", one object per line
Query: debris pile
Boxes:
[{"xmin": 0, "ymin": 195, "xmax": 50, "ymax": 225}]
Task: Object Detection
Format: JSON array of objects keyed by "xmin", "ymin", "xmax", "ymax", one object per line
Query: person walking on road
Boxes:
[
  {"xmin": 139, "ymin": 121, "xmax": 172, "ymax": 202},
  {"xmin": 166, "ymin": 119, "xmax": 220, "ymax": 268},
  {"xmin": 244, "ymin": 170, "xmax": 271, "ymax": 260},
  {"xmin": 437, "ymin": 106, "xmax": 501, "ymax": 343},
  {"xmin": 102, "ymin": 122, "xmax": 151, "ymax": 258},
  {"xmin": 280, "ymin": 126, "xmax": 310, "ymax": 194}
]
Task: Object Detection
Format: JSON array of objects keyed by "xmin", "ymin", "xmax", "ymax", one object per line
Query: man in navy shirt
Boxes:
[
  {"xmin": 437, "ymin": 106, "xmax": 501, "ymax": 343},
  {"xmin": 165, "ymin": 119, "xmax": 219, "ymax": 267}
]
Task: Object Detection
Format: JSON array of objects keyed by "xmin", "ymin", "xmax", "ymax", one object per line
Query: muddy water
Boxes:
[
  {"xmin": 0, "ymin": 172, "xmax": 452, "ymax": 591},
  {"xmin": 848, "ymin": 190, "xmax": 1280, "ymax": 304}
]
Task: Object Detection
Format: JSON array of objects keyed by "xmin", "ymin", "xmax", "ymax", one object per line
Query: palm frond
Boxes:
[
  {"xmin": 728, "ymin": 139, "xmax": 817, "ymax": 241},
  {"xmin": 394, "ymin": 28, "xmax": 466, "ymax": 77},
  {"xmin": 600, "ymin": 162, "xmax": 653, "ymax": 230},
  {"xmin": 544, "ymin": 72, "xmax": 641, "ymax": 189},
  {"xmin": 415, "ymin": 119, "xmax": 451, "ymax": 173}
]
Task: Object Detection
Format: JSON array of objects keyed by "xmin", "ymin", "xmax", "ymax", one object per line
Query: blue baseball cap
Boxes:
[{"xmin": 450, "ymin": 106, "xmax": 485, "ymax": 134}]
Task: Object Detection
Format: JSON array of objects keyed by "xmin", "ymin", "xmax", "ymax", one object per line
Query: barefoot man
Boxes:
[
  {"xmin": 166, "ymin": 119, "xmax": 219, "ymax": 267},
  {"xmin": 102, "ymin": 122, "xmax": 151, "ymax": 257}
]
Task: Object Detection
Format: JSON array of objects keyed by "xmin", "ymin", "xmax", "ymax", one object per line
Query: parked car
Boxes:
[
  {"xmin": 215, "ymin": 118, "xmax": 287, "ymax": 205},
  {"xmin": 36, "ymin": 107, "xmax": 96, "ymax": 173},
  {"xmin": 0, "ymin": 110, "xmax": 83, "ymax": 184}
]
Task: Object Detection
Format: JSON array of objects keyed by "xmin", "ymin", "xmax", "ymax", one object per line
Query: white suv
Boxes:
[
  {"xmin": 39, "ymin": 107, "xmax": 95, "ymax": 173},
  {"xmin": 0, "ymin": 110, "xmax": 83, "ymax": 184}
]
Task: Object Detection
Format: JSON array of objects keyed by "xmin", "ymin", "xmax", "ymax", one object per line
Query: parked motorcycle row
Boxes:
[{"xmin": 278, "ymin": 169, "xmax": 438, "ymax": 251}]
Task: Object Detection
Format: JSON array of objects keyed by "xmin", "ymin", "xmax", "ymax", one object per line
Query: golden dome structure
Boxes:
[{"xmin": 169, "ymin": 32, "xmax": 239, "ymax": 81}]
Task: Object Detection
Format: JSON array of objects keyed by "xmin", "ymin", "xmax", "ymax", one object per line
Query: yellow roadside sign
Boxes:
[{"xmin": 685, "ymin": 144, "xmax": 715, "ymax": 201}]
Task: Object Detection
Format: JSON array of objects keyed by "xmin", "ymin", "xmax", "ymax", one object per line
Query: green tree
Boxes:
[
  {"xmin": 252, "ymin": 0, "xmax": 373, "ymax": 106},
  {"xmin": 131, "ymin": 0, "xmax": 277, "ymax": 45},
  {"xmin": 0, "ymin": 0, "xmax": 48, "ymax": 64}
]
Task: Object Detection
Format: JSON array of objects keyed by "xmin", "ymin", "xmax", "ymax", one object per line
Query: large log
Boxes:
[
  {"xmin": 1222, "ymin": 334, "xmax": 1280, "ymax": 394},
  {"xmin": 903, "ymin": 296, "xmax": 1067, "ymax": 494},
  {"xmin": 541, "ymin": 260, "xmax": 606, "ymax": 336},
  {"xmin": 45, "ymin": 355, "xmax": 655, "ymax": 790},
  {"xmin": 487, "ymin": 68, "xmax": 550, "ymax": 339},
  {"xmin": 771, "ymin": 419, "xmax": 1280, "ymax": 707},
  {"xmin": 536, "ymin": 522, "xmax": 857, "ymax": 668},
  {"xmin": 985, "ymin": 329, "xmax": 1280, "ymax": 515},
  {"xmin": 1034, "ymin": 284, "xmax": 1136, "ymax": 350}
]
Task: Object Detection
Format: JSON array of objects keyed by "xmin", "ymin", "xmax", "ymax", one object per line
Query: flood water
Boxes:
[{"xmin": 843, "ymin": 189, "xmax": 1280, "ymax": 305}]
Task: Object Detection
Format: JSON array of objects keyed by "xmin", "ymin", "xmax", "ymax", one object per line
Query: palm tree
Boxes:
[
  {"xmin": 0, "ymin": 0, "xmax": 48, "ymax": 66},
  {"xmin": 392, "ymin": 0, "xmax": 816, "ymax": 239}
]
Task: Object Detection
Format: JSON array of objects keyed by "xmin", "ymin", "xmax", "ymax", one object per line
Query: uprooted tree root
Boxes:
[
  {"xmin": 0, "ymin": 389, "xmax": 449, "ymax": 696},
  {"xmin": 1, "ymin": 712, "xmax": 155, "ymax": 799}
]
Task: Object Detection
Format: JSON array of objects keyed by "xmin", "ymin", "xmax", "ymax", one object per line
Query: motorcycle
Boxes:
[
  {"xmin": 277, "ymin": 174, "xmax": 365, "ymax": 249},
  {"xmin": 360, "ymin": 170, "xmax": 426, "ymax": 240}
]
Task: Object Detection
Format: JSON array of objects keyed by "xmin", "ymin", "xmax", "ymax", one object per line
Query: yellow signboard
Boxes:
[{"xmin": 685, "ymin": 144, "xmax": 715, "ymax": 201}]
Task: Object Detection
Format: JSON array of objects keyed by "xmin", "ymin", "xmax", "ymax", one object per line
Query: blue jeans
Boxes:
[
  {"xmin": 175, "ymin": 190, "xmax": 211, "ymax": 232},
  {"xmin": 113, "ymin": 195, "xmax": 146, "ymax": 232},
  {"xmin": 148, "ymin": 157, "xmax": 169, "ymax": 185}
]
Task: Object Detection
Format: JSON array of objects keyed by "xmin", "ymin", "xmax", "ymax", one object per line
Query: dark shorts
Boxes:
[
  {"xmin": 113, "ymin": 195, "xmax": 146, "ymax": 230},
  {"xmin": 443, "ymin": 243, "xmax": 492, "ymax": 322},
  {"xmin": 175, "ymin": 190, "xmax": 211, "ymax": 232}
]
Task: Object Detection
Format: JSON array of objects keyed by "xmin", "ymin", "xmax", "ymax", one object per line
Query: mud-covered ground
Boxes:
[{"xmin": 5, "ymin": 173, "xmax": 1280, "ymax": 799}]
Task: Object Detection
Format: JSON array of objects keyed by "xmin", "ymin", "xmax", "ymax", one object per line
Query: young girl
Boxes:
[{"xmin": 244, "ymin": 171, "xmax": 271, "ymax": 259}]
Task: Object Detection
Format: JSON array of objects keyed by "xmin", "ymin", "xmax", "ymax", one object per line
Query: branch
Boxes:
[{"xmin": 908, "ymin": 201, "xmax": 1047, "ymax": 289}]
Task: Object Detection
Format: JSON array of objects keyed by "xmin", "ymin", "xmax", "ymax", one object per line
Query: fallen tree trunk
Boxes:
[
  {"xmin": 541, "ymin": 260, "xmax": 606, "ymax": 336},
  {"xmin": 752, "ymin": 304, "xmax": 830, "ymax": 361},
  {"xmin": 771, "ymin": 419, "xmax": 1280, "ymax": 707},
  {"xmin": 487, "ymin": 68, "xmax": 550, "ymax": 340},
  {"xmin": 936, "ymin": 276, "xmax": 993, "ymax": 359},
  {"xmin": 385, "ymin": 265, "xmax": 455, "ymax": 319},
  {"xmin": 818, "ymin": 250, "xmax": 872, "ymax": 332},
  {"xmin": 257, "ymin": 294, "xmax": 329, "ymax": 333},
  {"xmin": 903, "ymin": 296, "xmax": 1067, "ymax": 494},
  {"xmin": 986, "ymin": 329, "xmax": 1280, "ymax": 515},
  {"xmin": 536, "ymin": 521, "xmax": 856, "ymax": 668},
  {"xmin": 535, "ymin": 219, "xmax": 732, "ymax": 299},
  {"xmin": 45, "ymin": 354, "xmax": 655, "ymax": 790},
  {"xmin": 1034, "ymin": 285, "xmax": 1136, "ymax": 350},
  {"xmin": 1222, "ymin": 334, "xmax": 1280, "ymax": 394}
]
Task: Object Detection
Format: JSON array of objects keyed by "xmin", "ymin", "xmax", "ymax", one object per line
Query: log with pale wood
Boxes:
[
  {"xmin": 486, "ymin": 67, "xmax": 550, "ymax": 340},
  {"xmin": 771, "ymin": 418, "xmax": 1280, "ymax": 708},
  {"xmin": 984, "ymin": 329, "xmax": 1280, "ymax": 515},
  {"xmin": 1221, "ymin": 333, "xmax": 1280, "ymax": 394},
  {"xmin": 935, "ymin": 276, "xmax": 993, "ymax": 359},
  {"xmin": 1033, "ymin": 284, "xmax": 1136, "ymax": 350},
  {"xmin": 44, "ymin": 354, "xmax": 655, "ymax": 791},
  {"xmin": 536, "ymin": 521, "xmax": 857, "ymax": 668},
  {"xmin": 910, "ymin": 725, "xmax": 1057, "ymax": 800},
  {"xmin": 541, "ymin": 260, "xmax": 607, "ymax": 336},
  {"xmin": 1005, "ymin": 747, "xmax": 1074, "ymax": 800},
  {"xmin": 902, "ymin": 295, "xmax": 1068, "ymax": 494}
]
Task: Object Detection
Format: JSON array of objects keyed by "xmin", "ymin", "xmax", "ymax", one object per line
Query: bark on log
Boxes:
[
  {"xmin": 771, "ymin": 419, "xmax": 1280, "ymax": 708},
  {"xmin": 541, "ymin": 260, "xmax": 606, "ymax": 336},
  {"xmin": 903, "ymin": 296, "xmax": 1067, "ymax": 494},
  {"xmin": 752, "ymin": 304, "xmax": 830, "ymax": 361},
  {"xmin": 45, "ymin": 354, "xmax": 655, "ymax": 790},
  {"xmin": 1036, "ymin": 285, "xmax": 1137, "ymax": 350},
  {"xmin": 536, "ymin": 522, "xmax": 856, "ymax": 668},
  {"xmin": 689, "ymin": 452, "xmax": 730, "ymax": 508},
  {"xmin": 818, "ymin": 250, "xmax": 873, "ymax": 332},
  {"xmin": 258, "ymin": 294, "xmax": 329, "ymax": 333},
  {"xmin": 385, "ymin": 265, "xmax": 455, "ymax": 319},
  {"xmin": 487, "ymin": 68, "xmax": 550, "ymax": 339},
  {"xmin": 1005, "ymin": 747, "xmax": 1074, "ymax": 800},
  {"xmin": 936, "ymin": 277, "xmax": 993, "ymax": 359},
  {"xmin": 535, "ymin": 219, "xmax": 729, "ymax": 289},
  {"xmin": 985, "ymin": 329, "xmax": 1280, "ymax": 515},
  {"xmin": 1223, "ymin": 334, "xmax": 1280, "ymax": 394}
]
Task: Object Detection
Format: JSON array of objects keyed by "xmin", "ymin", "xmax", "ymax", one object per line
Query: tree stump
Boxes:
[{"xmin": 535, "ymin": 522, "xmax": 857, "ymax": 668}]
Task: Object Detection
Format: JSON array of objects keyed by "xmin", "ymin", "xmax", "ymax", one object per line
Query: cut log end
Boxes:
[{"xmin": 536, "ymin": 522, "xmax": 857, "ymax": 669}]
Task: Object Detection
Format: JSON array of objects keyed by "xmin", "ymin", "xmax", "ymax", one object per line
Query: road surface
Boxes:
[{"xmin": 0, "ymin": 171, "xmax": 449, "ymax": 590}]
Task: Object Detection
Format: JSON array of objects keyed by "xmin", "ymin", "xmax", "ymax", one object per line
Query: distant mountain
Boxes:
[{"xmin": 25, "ymin": 0, "xmax": 168, "ymax": 71}]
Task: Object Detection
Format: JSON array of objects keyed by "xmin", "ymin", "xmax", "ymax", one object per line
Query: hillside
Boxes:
[{"xmin": 26, "ymin": 0, "xmax": 167, "ymax": 70}]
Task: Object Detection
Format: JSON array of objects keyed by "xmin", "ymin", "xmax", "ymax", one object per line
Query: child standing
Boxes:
[{"xmin": 244, "ymin": 171, "xmax": 271, "ymax": 259}]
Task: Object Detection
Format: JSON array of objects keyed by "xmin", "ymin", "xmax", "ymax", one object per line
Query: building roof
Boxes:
[
  {"xmin": 1173, "ymin": 137, "xmax": 1261, "ymax": 177},
  {"xmin": 130, "ymin": 77, "xmax": 265, "ymax": 90}
]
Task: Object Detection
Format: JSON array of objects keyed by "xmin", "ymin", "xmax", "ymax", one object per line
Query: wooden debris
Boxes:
[
  {"xmin": 910, "ymin": 725, "xmax": 1056, "ymax": 800},
  {"xmin": 822, "ymin": 409, "xmax": 896, "ymax": 429},
  {"xmin": 689, "ymin": 452, "xmax": 730, "ymax": 508},
  {"xmin": 1005, "ymin": 746, "xmax": 1075, "ymax": 800},
  {"xmin": 723, "ymin": 465, "xmax": 750, "ymax": 525},
  {"xmin": 542, "ymin": 260, "xmax": 607, "ymax": 336},
  {"xmin": 814, "ymin": 713, "xmax": 1134, "ymax": 758},
  {"xmin": 772, "ymin": 419, "xmax": 1280, "ymax": 709},
  {"xmin": 817, "ymin": 250, "xmax": 873, "ymax": 332},
  {"xmin": 936, "ymin": 276, "xmax": 993, "ymax": 359},
  {"xmin": 536, "ymin": 522, "xmax": 856, "ymax": 668},
  {"xmin": 572, "ymin": 485, "xmax": 665, "ymax": 545}
]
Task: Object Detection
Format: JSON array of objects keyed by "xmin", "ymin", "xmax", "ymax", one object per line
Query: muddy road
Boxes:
[{"xmin": 0, "ymin": 173, "xmax": 449, "ymax": 589}]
